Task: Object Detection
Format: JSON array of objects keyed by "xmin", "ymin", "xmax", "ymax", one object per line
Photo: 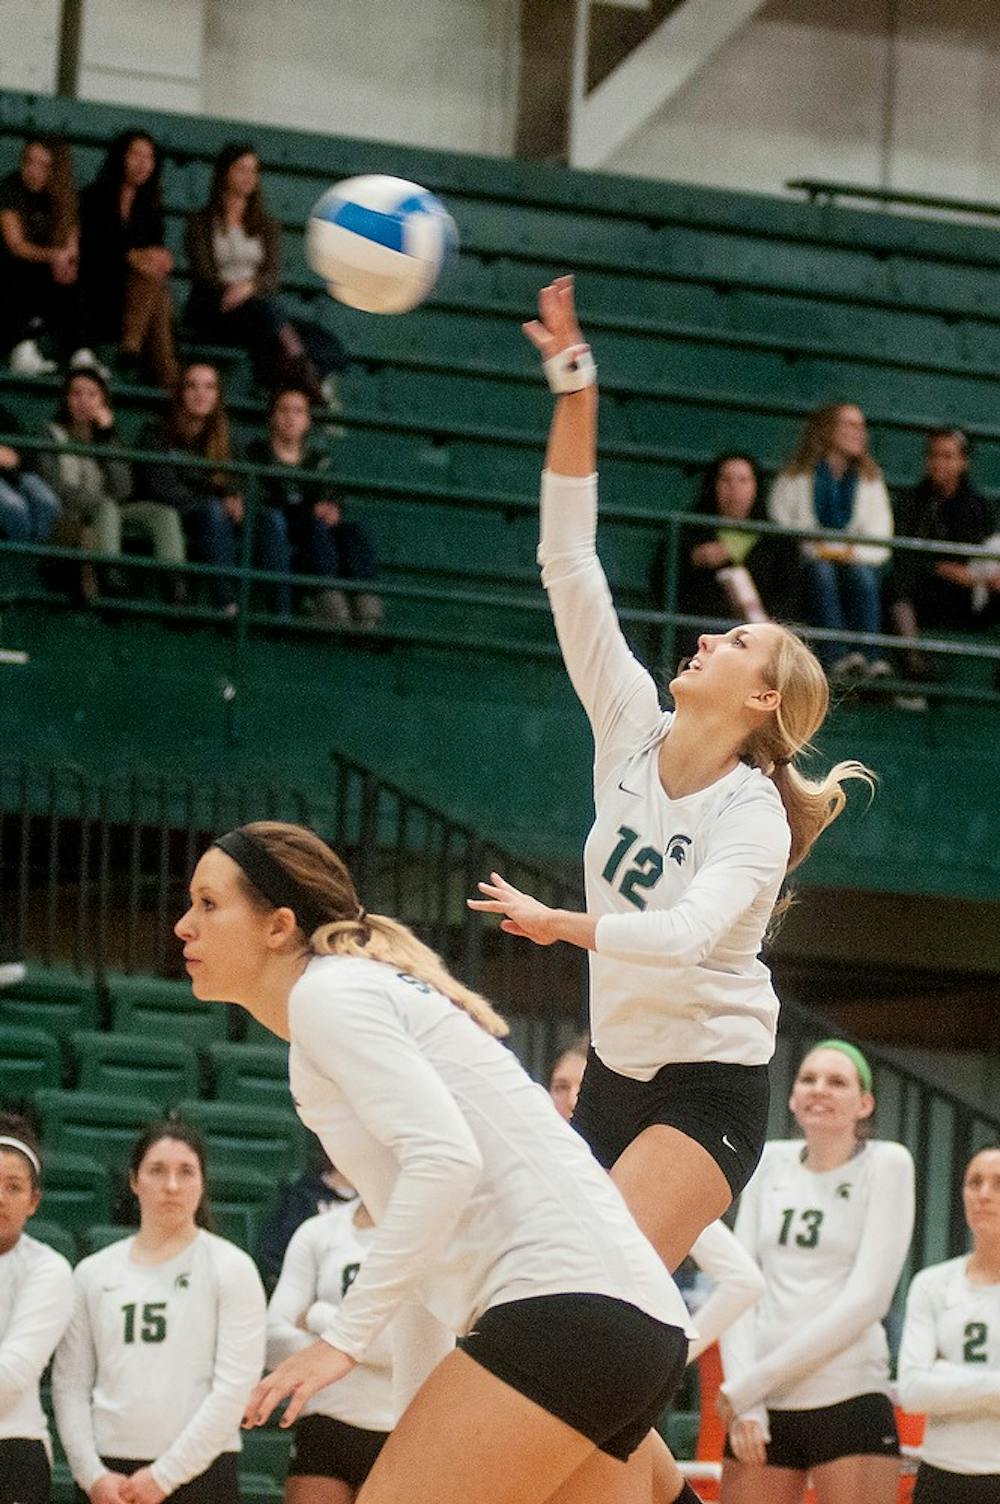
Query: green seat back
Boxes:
[
  {"xmin": 72, "ymin": 1029, "xmax": 199, "ymax": 1105},
  {"xmin": 35, "ymin": 1089, "xmax": 160, "ymax": 1171},
  {"xmin": 208, "ymin": 1042, "xmax": 290, "ymax": 1108},
  {"xmin": 42, "ymin": 1151, "xmax": 112, "ymax": 1232},
  {"xmin": 25, "ymin": 1217, "xmax": 77, "ymax": 1264},
  {"xmin": 0, "ymin": 1023, "xmax": 62, "ymax": 1095}
]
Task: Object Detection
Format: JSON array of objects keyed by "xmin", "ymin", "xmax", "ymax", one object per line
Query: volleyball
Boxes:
[{"xmin": 306, "ymin": 174, "xmax": 457, "ymax": 314}]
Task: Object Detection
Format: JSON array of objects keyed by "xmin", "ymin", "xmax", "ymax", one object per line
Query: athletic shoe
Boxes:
[
  {"xmin": 0, "ymin": 960, "xmax": 26, "ymax": 989},
  {"xmin": 830, "ymin": 651, "xmax": 868, "ymax": 681},
  {"xmin": 69, "ymin": 348, "xmax": 112, "ymax": 382},
  {"xmin": 9, "ymin": 339, "xmax": 57, "ymax": 375},
  {"xmin": 867, "ymin": 658, "xmax": 893, "ymax": 679},
  {"xmin": 893, "ymin": 693, "xmax": 928, "ymax": 712}
]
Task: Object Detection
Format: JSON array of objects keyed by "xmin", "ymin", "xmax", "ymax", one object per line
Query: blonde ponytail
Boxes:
[
  {"xmin": 770, "ymin": 758, "xmax": 876, "ymax": 872},
  {"xmin": 312, "ymin": 913, "xmax": 509, "ymax": 1038}
]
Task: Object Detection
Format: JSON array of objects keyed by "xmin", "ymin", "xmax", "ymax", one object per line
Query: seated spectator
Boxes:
[
  {"xmin": 79, "ymin": 131, "xmax": 179, "ymax": 390},
  {"xmin": 0, "ymin": 400, "xmax": 61, "ymax": 544},
  {"xmin": 247, "ymin": 385, "xmax": 382, "ymax": 626},
  {"xmin": 138, "ymin": 361, "xmax": 286, "ymax": 611},
  {"xmin": 0, "ymin": 136, "xmax": 90, "ymax": 374},
  {"xmin": 768, "ymin": 402, "xmax": 893, "ymax": 679},
  {"xmin": 185, "ymin": 143, "xmax": 347, "ymax": 402},
  {"xmin": 889, "ymin": 428, "xmax": 1000, "ymax": 681}
]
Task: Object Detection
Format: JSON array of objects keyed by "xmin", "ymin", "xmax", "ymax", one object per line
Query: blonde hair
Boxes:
[
  {"xmin": 742, "ymin": 626, "xmax": 876, "ymax": 873},
  {"xmin": 236, "ymin": 821, "xmax": 508, "ymax": 1039},
  {"xmin": 783, "ymin": 402, "xmax": 882, "ymax": 482}
]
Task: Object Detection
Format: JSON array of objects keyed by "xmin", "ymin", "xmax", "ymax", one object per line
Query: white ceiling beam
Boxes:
[{"xmin": 570, "ymin": 0, "xmax": 769, "ymax": 170}]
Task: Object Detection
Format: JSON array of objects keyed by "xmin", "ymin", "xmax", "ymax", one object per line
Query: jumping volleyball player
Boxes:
[
  {"xmin": 175, "ymin": 821, "xmax": 701, "ymax": 1504},
  {"xmin": 471, "ymin": 276, "xmax": 874, "ymax": 1273}
]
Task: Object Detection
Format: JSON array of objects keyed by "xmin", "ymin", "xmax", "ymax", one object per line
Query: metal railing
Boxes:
[{"xmin": 787, "ymin": 177, "xmax": 1000, "ymax": 224}]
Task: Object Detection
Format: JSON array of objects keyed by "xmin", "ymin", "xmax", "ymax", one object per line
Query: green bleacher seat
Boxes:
[
  {"xmin": 106, "ymin": 973, "xmax": 229, "ymax": 1049},
  {"xmin": 659, "ymin": 1409, "xmax": 701, "ymax": 1461},
  {"xmin": 49, "ymin": 1462, "xmax": 76, "ymax": 1504},
  {"xmin": 175, "ymin": 1099, "xmax": 306, "ymax": 1179},
  {"xmin": 239, "ymin": 1429, "xmax": 290, "ymax": 1487},
  {"xmin": 0, "ymin": 968, "xmax": 99, "ymax": 1039},
  {"xmin": 42, "ymin": 1151, "xmax": 112, "ymax": 1232},
  {"xmin": 239, "ymin": 1474, "xmax": 285, "ymax": 1504},
  {"xmin": 208, "ymin": 1042, "xmax": 290, "ymax": 1108},
  {"xmin": 35, "ymin": 1089, "xmax": 160, "ymax": 1170},
  {"xmin": 0, "ymin": 1023, "xmax": 62, "ymax": 1096},
  {"xmin": 80, "ymin": 1223, "xmax": 134, "ymax": 1256},
  {"xmin": 25, "ymin": 1217, "xmax": 77, "ymax": 1263},
  {"xmin": 71, "ymin": 1029, "xmax": 199, "ymax": 1105}
]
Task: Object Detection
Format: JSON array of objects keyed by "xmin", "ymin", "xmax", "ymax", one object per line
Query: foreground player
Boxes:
[
  {"xmin": 0, "ymin": 1113, "xmax": 75, "ymax": 1504},
  {"xmin": 176, "ymin": 821, "xmax": 700, "ymax": 1504},
  {"xmin": 266, "ymin": 1197, "xmax": 391, "ymax": 1503},
  {"xmin": 718, "ymin": 1042, "xmax": 914, "ymax": 1504},
  {"xmin": 53, "ymin": 1119, "xmax": 265, "ymax": 1504},
  {"xmin": 471, "ymin": 276, "xmax": 874, "ymax": 1273},
  {"xmin": 898, "ymin": 1146, "xmax": 1000, "ymax": 1504}
]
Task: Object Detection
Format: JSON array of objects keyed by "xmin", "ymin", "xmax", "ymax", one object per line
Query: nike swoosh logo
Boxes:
[
  {"xmin": 722, "ymin": 1134, "xmax": 737, "ymax": 1153},
  {"xmin": 618, "ymin": 780, "xmax": 640, "ymax": 797}
]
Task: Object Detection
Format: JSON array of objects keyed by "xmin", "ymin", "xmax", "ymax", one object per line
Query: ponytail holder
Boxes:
[
  {"xmin": 773, "ymin": 756, "xmax": 793, "ymax": 768},
  {"xmin": 356, "ymin": 906, "xmax": 367, "ymax": 924},
  {"xmin": 543, "ymin": 343, "xmax": 597, "ymax": 395}
]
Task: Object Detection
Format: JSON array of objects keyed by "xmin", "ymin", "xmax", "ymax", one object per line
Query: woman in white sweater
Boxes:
[
  {"xmin": 767, "ymin": 403, "xmax": 893, "ymax": 679},
  {"xmin": 53, "ymin": 1118, "xmax": 265, "ymax": 1504},
  {"xmin": 898, "ymin": 1146, "xmax": 1000, "ymax": 1503},
  {"xmin": 0, "ymin": 1112, "xmax": 75, "ymax": 1504}
]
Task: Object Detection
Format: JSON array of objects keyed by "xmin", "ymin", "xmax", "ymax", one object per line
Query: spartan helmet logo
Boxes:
[
  {"xmin": 175, "ymin": 1272, "xmax": 190, "ymax": 1289},
  {"xmin": 666, "ymin": 834, "xmax": 692, "ymax": 867},
  {"xmin": 836, "ymin": 1183, "xmax": 852, "ymax": 1200}
]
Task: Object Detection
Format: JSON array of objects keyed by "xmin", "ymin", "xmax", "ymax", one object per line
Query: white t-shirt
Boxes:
[
  {"xmin": 720, "ymin": 1139, "xmax": 914, "ymax": 1430},
  {"xmin": 538, "ymin": 470, "xmax": 791, "ymax": 1078},
  {"xmin": 0, "ymin": 1234, "xmax": 74, "ymax": 1458},
  {"xmin": 266, "ymin": 1203, "xmax": 393, "ymax": 1432},
  {"xmin": 288, "ymin": 954, "xmax": 693, "ymax": 1418},
  {"xmin": 52, "ymin": 1230, "xmax": 266, "ymax": 1495},
  {"xmin": 898, "ymin": 1257, "xmax": 1000, "ymax": 1476}
]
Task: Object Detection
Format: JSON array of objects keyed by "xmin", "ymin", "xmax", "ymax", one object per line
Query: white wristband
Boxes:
[{"xmin": 543, "ymin": 343, "xmax": 597, "ymax": 394}]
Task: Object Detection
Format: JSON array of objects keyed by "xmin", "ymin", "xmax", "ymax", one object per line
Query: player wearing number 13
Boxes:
[{"xmin": 52, "ymin": 1120, "xmax": 266, "ymax": 1504}]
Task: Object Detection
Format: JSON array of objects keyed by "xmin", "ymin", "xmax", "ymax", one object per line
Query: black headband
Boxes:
[{"xmin": 213, "ymin": 828, "xmax": 328, "ymax": 938}]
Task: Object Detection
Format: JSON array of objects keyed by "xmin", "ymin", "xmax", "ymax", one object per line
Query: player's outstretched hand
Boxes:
[
  {"xmin": 522, "ymin": 275, "xmax": 587, "ymax": 363},
  {"xmin": 467, "ymin": 871, "xmax": 560, "ymax": 946},
  {"xmin": 243, "ymin": 1342, "xmax": 357, "ymax": 1430}
]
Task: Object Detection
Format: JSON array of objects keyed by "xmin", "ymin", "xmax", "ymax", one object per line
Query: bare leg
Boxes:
[
  {"xmin": 720, "ymin": 1459, "xmax": 806, "ymax": 1504},
  {"xmin": 648, "ymin": 1429, "xmax": 688, "ymax": 1503},
  {"xmin": 812, "ymin": 1453, "xmax": 900, "ymax": 1504},
  {"xmin": 611, "ymin": 1125, "xmax": 732, "ymax": 1272},
  {"xmin": 285, "ymin": 1478, "xmax": 355, "ymax": 1504}
]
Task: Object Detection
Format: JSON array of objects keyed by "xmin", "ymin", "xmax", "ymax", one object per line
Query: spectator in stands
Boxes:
[
  {"xmin": 718, "ymin": 1041, "xmax": 914, "ymax": 1504},
  {"xmin": 889, "ymin": 428, "xmax": 1000, "ymax": 681},
  {"xmin": 79, "ymin": 131, "xmax": 179, "ymax": 390},
  {"xmin": 266, "ymin": 1197, "xmax": 391, "ymax": 1501},
  {"xmin": 0, "ymin": 136, "xmax": 92, "ymax": 375},
  {"xmin": 256, "ymin": 1137, "xmax": 357, "ymax": 1296},
  {"xmin": 768, "ymin": 404, "xmax": 893, "ymax": 679},
  {"xmin": 898, "ymin": 1146, "xmax": 1000, "ymax": 1504},
  {"xmin": 138, "ymin": 361, "xmax": 287, "ymax": 612},
  {"xmin": 0, "ymin": 1111, "xmax": 75, "ymax": 1504},
  {"xmin": 548, "ymin": 1034, "xmax": 589, "ymax": 1122},
  {"xmin": 0, "ymin": 400, "xmax": 61, "ymax": 545},
  {"xmin": 247, "ymin": 386, "xmax": 382, "ymax": 626},
  {"xmin": 185, "ymin": 144, "xmax": 347, "ymax": 402},
  {"xmin": 53, "ymin": 1117, "xmax": 265, "ymax": 1504}
]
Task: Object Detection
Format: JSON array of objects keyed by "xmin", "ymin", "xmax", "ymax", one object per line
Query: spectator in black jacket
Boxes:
[
  {"xmin": 246, "ymin": 385, "xmax": 381, "ymax": 625},
  {"xmin": 78, "ymin": 131, "xmax": 179, "ymax": 389},
  {"xmin": 0, "ymin": 135, "xmax": 87, "ymax": 373},
  {"xmin": 889, "ymin": 428, "xmax": 1000, "ymax": 678}
]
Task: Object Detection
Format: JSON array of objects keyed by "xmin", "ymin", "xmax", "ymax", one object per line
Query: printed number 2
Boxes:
[
  {"xmin": 122, "ymin": 1300, "xmax": 167, "ymax": 1344},
  {"xmin": 601, "ymin": 826, "xmax": 664, "ymax": 911},
  {"xmin": 778, "ymin": 1208, "xmax": 824, "ymax": 1249},
  {"xmin": 963, "ymin": 1321, "xmax": 989, "ymax": 1363}
]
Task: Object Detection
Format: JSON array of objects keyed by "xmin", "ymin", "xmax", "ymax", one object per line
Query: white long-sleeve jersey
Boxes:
[
  {"xmin": 0, "ymin": 1234, "xmax": 74, "ymax": 1458},
  {"xmin": 898, "ymin": 1257, "xmax": 1000, "ymax": 1475},
  {"xmin": 538, "ymin": 471, "xmax": 791, "ymax": 1078},
  {"xmin": 719, "ymin": 1139, "xmax": 914, "ymax": 1431},
  {"xmin": 266, "ymin": 1203, "xmax": 394, "ymax": 1432},
  {"xmin": 288, "ymin": 954, "xmax": 693, "ymax": 1420},
  {"xmin": 52, "ymin": 1231, "xmax": 266, "ymax": 1496},
  {"xmin": 686, "ymin": 1220, "xmax": 766, "ymax": 1363}
]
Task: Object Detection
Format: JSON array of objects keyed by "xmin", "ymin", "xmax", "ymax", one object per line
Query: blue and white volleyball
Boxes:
[{"xmin": 306, "ymin": 175, "xmax": 457, "ymax": 315}]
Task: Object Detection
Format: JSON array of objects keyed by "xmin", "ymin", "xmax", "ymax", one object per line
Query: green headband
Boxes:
[{"xmin": 813, "ymin": 1039, "xmax": 873, "ymax": 1093}]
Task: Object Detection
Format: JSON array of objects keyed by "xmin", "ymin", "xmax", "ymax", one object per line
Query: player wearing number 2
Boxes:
[
  {"xmin": 470, "ymin": 277, "xmax": 874, "ymax": 1276},
  {"xmin": 898, "ymin": 1147, "xmax": 1000, "ymax": 1504},
  {"xmin": 717, "ymin": 1042, "xmax": 914, "ymax": 1504},
  {"xmin": 53, "ymin": 1120, "xmax": 266, "ymax": 1504}
]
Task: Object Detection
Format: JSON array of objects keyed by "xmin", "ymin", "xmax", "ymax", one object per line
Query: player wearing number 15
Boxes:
[
  {"xmin": 718, "ymin": 1043, "xmax": 914, "ymax": 1504},
  {"xmin": 52, "ymin": 1120, "xmax": 266, "ymax": 1504}
]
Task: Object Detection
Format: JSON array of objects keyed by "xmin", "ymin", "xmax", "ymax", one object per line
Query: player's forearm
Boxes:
[{"xmin": 544, "ymin": 387, "xmax": 597, "ymax": 477}]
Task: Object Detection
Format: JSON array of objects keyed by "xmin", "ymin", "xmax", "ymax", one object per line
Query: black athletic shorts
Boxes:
[
  {"xmin": 75, "ymin": 1452, "xmax": 240, "ymax": 1504},
  {"xmin": 288, "ymin": 1413, "xmax": 390, "ymax": 1487},
  {"xmin": 571, "ymin": 1047, "xmax": 770, "ymax": 1199},
  {"xmin": 0, "ymin": 1439, "xmax": 50, "ymax": 1504},
  {"xmin": 914, "ymin": 1463, "xmax": 1000, "ymax": 1504},
  {"xmin": 459, "ymin": 1293, "xmax": 688, "ymax": 1462},
  {"xmin": 723, "ymin": 1392, "xmax": 900, "ymax": 1470}
]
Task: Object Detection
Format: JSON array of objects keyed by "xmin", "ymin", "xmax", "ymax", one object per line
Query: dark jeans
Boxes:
[
  {"xmin": 0, "ymin": 261, "xmax": 85, "ymax": 356},
  {"xmin": 255, "ymin": 508, "xmax": 378, "ymax": 615},
  {"xmin": 182, "ymin": 499, "xmax": 289, "ymax": 609},
  {"xmin": 802, "ymin": 557, "xmax": 882, "ymax": 665},
  {"xmin": 185, "ymin": 288, "xmax": 347, "ymax": 390}
]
